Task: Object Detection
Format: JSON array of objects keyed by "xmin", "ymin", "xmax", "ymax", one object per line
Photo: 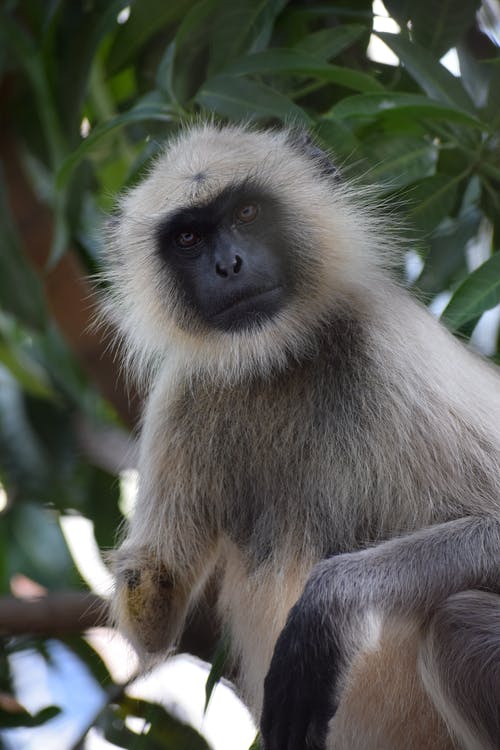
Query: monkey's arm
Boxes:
[
  {"xmin": 110, "ymin": 371, "xmax": 222, "ymax": 659},
  {"xmin": 260, "ymin": 515, "xmax": 500, "ymax": 750}
]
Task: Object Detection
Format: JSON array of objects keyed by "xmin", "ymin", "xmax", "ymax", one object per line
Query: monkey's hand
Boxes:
[
  {"xmin": 111, "ymin": 546, "xmax": 191, "ymax": 658},
  {"xmin": 261, "ymin": 554, "xmax": 362, "ymax": 750}
]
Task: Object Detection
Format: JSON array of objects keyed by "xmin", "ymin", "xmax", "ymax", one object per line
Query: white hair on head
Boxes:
[{"xmin": 102, "ymin": 122, "xmax": 399, "ymax": 388}]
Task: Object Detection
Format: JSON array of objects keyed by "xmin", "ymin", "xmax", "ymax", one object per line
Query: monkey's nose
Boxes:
[{"xmin": 215, "ymin": 254, "xmax": 243, "ymax": 278}]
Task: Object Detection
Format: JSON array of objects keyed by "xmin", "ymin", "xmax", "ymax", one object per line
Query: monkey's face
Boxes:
[
  {"xmin": 105, "ymin": 124, "xmax": 383, "ymax": 380},
  {"xmin": 156, "ymin": 183, "xmax": 291, "ymax": 332}
]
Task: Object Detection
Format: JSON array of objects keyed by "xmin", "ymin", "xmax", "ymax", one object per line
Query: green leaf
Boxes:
[
  {"xmin": 196, "ymin": 75, "xmax": 311, "ymax": 124},
  {"xmin": 383, "ymin": 0, "xmax": 412, "ymax": 26},
  {"xmin": 86, "ymin": 466, "xmax": 122, "ymax": 549},
  {"xmin": 0, "ymin": 368, "xmax": 48, "ymax": 494},
  {"xmin": 99, "ymin": 705, "xmax": 165, "ymax": 750},
  {"xmin": 168, "ymin": 0, "xmax": 223, "ymax": 104},
  {"xmin": 0, "ymin": 704, "xmax": 60, "ymax": 729},
  {"xmin": 0, "ymin": 11, "xmax": 67, "ymax": 166},
  {"xmin": 484, "ymin": 58, "xmax": 500, "ymax": 122},
  {"xmin": 315, "ymin": 117, "xmax": 359, "ymax": 162},
  {"xmin": 407, "ymin": 174, "xmax": 460, "ymax": 234},
  {"xmin": 456, "ymin": 42, "xmax": 492, "ymax": 110},
  {"xmin": 293, "ymin": 24, "xmax": 366, "ymax": 60},
  {"xmin": 62, "ymin": 635, "xmax": 113, "ymax": 688},
  {"xmin": 222, "ymin": 49, "xmax": 384, "ymax": 93},
  {"xmin": 118, "ymin": 696, "xmax": 211, "ymax": 749},
  {"xmin": 377, "ymin": 33, "xmax": 476, "ymax": 114},
  {"xmin": 29, "ymin": 325, "xmax": 77, "ymax": 395},
  {"xmin": 45, "ymin": 0, "xmax": 132, "ymax": 137},
  {"xmin": 155, "ymin": 40, "xmax": 177, "ymax": 102},
  {"xmin": 0, "ymin": 174, "xmax": 47, "ymax": 331},
  {"xmin": 107, "ymin": 0, "xmax": 194, "ymax": 75},
  {"xmin": 326, "ymin": 92, "xmax": 481, "ymax": 128},
  {"xmin": 442, "ymin": 252, "xmax": 500, "ymax": 330},
  {"xmin": 0, "ymin": 339, "xmax": 54, "ymax": 400},
  {"xmin": 207, "ymin": 0, "xmax": 289, "ymax": 75},
  {"xmin": 7, "ymin": 501, "xmax": 76, "ymax": 589},
  {"xmin": 409, "ymin": 0, "xmax": 481, "ymax": 58},
  {"xmin": 48, "ymin": 192, "xmax": 70, "ymax": 268},
  {"xmin": 247, "ymin": 0, "xmax": 290, "ymax": 53},
  {"xmin": 168, "ymin": 0, "xmax": 289, "ymax": 104},
  {"xmin": 249, "ymin": 734, "xmax": 262, "ymax": 750},
  {"xmin": 205, "ymin": 631, "xmax": 231, "ymax": 712},
  {"xmin": 416, "ymin": 210, "xmax": 480, "ymax": 294},
  {"xmin": 361, "ymin": 135, "xmax": 437, "ymax": 190},
  {"xmin": 56, "ymin": 107, "xmax": 176, "ymax": 188}
]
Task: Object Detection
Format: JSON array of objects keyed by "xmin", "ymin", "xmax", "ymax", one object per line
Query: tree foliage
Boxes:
[{"xmin": 0, "ymin": 0, "xmax": 499, "ymax": 747}]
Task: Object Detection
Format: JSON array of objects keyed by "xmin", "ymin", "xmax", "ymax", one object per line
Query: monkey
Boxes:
[{"xmin": 102, "ymin": 123, "xmax": 500, "ymax": 750}]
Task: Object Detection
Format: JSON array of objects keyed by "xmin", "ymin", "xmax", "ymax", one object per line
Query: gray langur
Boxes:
[{"xmin": 103, "ymin": 123, "xmax": 500, "ymax": 750}]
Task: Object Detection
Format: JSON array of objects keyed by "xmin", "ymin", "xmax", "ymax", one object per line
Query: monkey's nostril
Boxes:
[
  {"xmin": 216, "ymin": 256, "xmax": 243, "ymax": 277},
  {"xmin": 216, "ymin": 262, "xmax": 229, "ymax": 278}
]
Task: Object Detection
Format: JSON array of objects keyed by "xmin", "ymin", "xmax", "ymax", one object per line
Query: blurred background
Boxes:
[{"xmin": 0, "ymin": 0, "xmax": 499, "ymax": 747}]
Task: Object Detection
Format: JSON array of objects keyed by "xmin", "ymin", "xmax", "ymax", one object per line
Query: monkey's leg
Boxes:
[
  {"xmin": 261, "ymin": 516, "xmax": 500, "ymax": 750},
  {"xmin": 419, "ymin": 590, "xmax": 500, "ymax": 750},
  {"xmin": 327, "ymin": 620, "xmax": 454, "ymax": 750}
]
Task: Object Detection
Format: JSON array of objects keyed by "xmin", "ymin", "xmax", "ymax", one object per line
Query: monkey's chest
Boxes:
[
  {"xmin": 179, "ymin": 394, "xmax": 363, "ymax": 559},
  {"xmin": 170, "ymin": 365, "xmax": 419, "ymax": 557}
]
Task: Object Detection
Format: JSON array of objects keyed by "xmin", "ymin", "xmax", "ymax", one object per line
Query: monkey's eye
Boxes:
[
  {"xmin": 235, "ymin": 203, "xmax": 259, "ymax": 224},
  {"xmin": 176, "ymin": 231, "xmax": 201, "ymax": 248}
]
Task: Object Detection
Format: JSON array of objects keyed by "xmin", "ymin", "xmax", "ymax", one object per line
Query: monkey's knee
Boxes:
[
  {"xmin": 419, "ymin": 590, "xmax": 500, "ymax": 750},
  {"xmin": 111, "ymin": 546, "xmax": 189, "ymax": 656},
  {"xmin": 327, "ymin": 621, "xmax": 453, "ymax": 750}
]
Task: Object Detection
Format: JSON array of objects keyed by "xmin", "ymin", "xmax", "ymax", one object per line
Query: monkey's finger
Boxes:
[
  {"xmin": 286, "ymin": 695, "xmax": 317, "ymax": 750},
  {"xmin": 264, "ymin": 692, "xmax": 312, "ymax": 750}
]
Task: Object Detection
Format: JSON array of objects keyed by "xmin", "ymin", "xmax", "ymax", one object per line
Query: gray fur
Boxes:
[
  {"xmin": 420, "ymin": 590, "xmax": 500, "ymax": 750},
  {"xmin": 103, "ymin": 123, "xmax": 500, "ymax": 748}
]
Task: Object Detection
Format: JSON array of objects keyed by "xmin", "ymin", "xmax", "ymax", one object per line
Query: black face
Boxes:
[{"xmin": 156, "ymin": 182, "xmax": 291, "ymax": 332}]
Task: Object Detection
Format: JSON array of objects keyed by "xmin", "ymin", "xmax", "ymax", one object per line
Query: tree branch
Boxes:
[
  {"xmin": 0, "ymin": 590, "xmax": 220, "ymax": 664},
  {"xmin": 0, "ymin": 592, "xmax": 106, "ymax": 636}
]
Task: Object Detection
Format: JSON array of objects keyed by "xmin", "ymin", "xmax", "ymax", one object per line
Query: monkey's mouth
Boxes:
[{"xmin": 209, "ymin": 285, "xmax": 284, "ymax": 331}]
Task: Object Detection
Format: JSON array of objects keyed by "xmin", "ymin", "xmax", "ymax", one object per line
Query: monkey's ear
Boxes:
[{"xmin": 286, "ymin": 130, "xmax": 341, "ymax": 181}]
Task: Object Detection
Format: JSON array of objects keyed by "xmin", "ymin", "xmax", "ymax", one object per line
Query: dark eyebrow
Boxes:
[{"xmin": 157, "ymin": 180, "xmax": 277, "ymax": 238}]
